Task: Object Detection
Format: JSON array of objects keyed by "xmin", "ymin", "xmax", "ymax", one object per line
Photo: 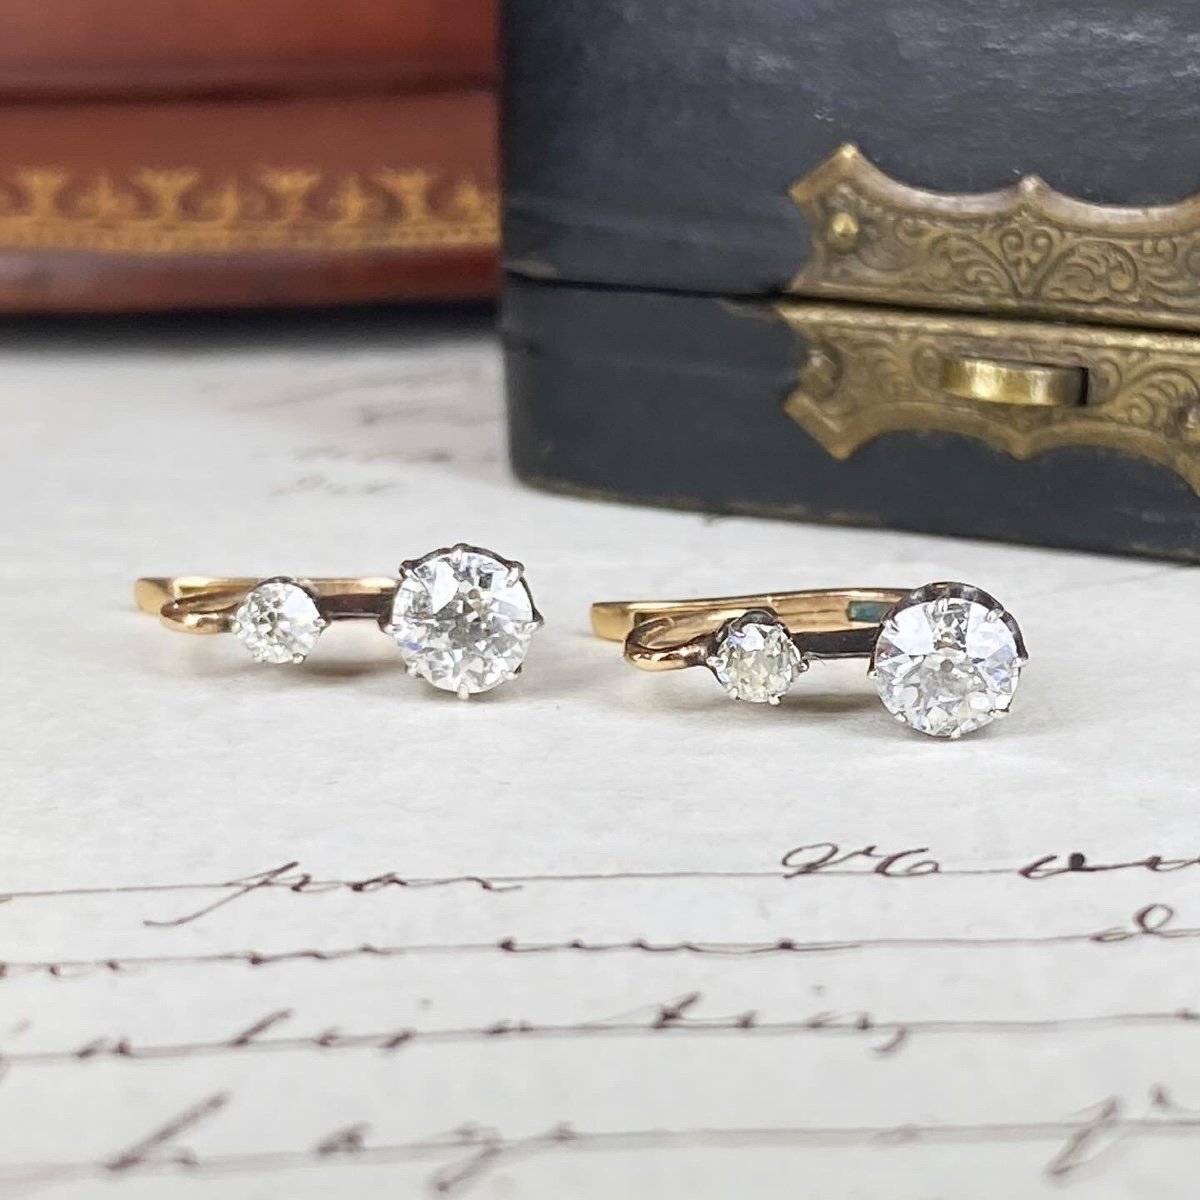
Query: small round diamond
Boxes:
[
  {"xmin": 231, "ymin": 580, "xmax": 324, "ymax": 665},
  {"xmin": 707, "ymin": 611, "xmax": 805, "ymax": 704},
  {"xmin": 872, "ymin": 582, "xmax": 1026, "ymax": 738},
  {"xmin": 388, "ymin": 545, "xmax": 539, "ymax": 697}
]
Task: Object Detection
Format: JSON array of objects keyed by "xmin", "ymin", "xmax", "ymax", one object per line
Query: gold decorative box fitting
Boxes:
[{"xmin": 780, "ymin": 144, "xmax": 1200, "ymax": 493}]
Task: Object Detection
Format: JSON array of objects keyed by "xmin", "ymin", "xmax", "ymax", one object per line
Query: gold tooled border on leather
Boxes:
[{"xmin": 0, "ymin": 168, "xmax": 498, "ymax": 254}]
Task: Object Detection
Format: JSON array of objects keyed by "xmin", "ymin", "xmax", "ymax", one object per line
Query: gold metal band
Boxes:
[
  {"xmin": 937, "ymin": 355, "xmax": 1084, "ymax": 408},
  {"xmin": 134, "ymin": 575, "xmax": 396, "ymax": 635},
  {"xmin": 591, "ymin": 587, "xmax": 908, "ymax": 671}
]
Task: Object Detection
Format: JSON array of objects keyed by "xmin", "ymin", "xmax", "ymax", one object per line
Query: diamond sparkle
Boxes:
[
  {"xmin": 387, "ymin": 545, "xmax": 539, "ymax": 697},
  {"xmin": 231, "ymin": 579, "xmax": 325, "ymax": 664},
  {"xmin": 872, "ymin": 582, "xmax": 1025, "ymax": 738},
  {"xmin": 707, "ymin": 610, "xmax": 806, "ymax": 704}
]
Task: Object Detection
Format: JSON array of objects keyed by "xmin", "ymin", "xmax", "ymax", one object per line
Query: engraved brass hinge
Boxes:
[{"xmin": 781, "ymin": 145, "xmax": 1200, "ymax": 493}]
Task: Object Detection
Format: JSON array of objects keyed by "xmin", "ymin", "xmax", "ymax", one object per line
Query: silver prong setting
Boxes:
[
  {"xmin": 705, "ymin": 609, "xmax": 803, "ymax": 705},
  {"xmin": 385, "ymin": 544, "xmax": 541, "ymax": 698},
  {"xmin": 230, "ymin": 578, "xmax": 325, "ymax": 666},
  {"xmin": 872, "ymin": 580, "xmax": 1026, "ymax": 738}
]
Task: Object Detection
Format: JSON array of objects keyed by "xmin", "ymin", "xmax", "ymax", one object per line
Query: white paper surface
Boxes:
[{"xmin": 1, "ymin": 310, "xmax": 1198, "ymax": 1198}]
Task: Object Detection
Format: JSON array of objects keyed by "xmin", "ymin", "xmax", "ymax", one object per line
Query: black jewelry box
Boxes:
[{"xmin": 501, "ymin": 0, "xmax": 1200, "ymax": 560}]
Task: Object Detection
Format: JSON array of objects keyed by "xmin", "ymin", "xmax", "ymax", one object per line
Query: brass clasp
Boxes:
[
  {"xmin": 777, "ymin": 300, "xmax": 1200, "ymax": 493},
  {"xmin": 780, "ymin": 145, "xmax": 1200, "ymax": 490},
  {"xmin": 938, "ymin": 357, "xmax": 1085, "ymax": 409}
]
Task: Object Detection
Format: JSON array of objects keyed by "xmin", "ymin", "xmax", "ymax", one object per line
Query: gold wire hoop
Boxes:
[
  {"xmin": 590, "ymin": 587, "xmax": 909, "ymax": 671},
  {"xmin": 135, "ymin": 576, "xmax": 396, "ymax": 634}
]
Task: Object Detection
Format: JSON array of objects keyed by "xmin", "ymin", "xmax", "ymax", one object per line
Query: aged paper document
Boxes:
[{"xmin": 1, "ymin": 312, "xmax": 1198, "ymax": 1197}]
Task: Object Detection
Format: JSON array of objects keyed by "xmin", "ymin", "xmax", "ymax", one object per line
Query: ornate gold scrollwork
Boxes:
[
  {"xmin": 790, "ymin": 144, "xmax": 1200, "ymax": 331},
  {"xmin": 783, "ymin": 146, "xmax": 1200, "ymax": 492}
]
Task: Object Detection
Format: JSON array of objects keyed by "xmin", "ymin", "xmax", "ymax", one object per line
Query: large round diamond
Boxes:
[
  {"xmin": 231, "ymin": 580, "xmax": 324, "ymax": 664},
  {"xmin": 872, "ymin": 582, "xmax": 1025, "ymax": 738},
  {"xmin": 707, "ymin": 611, "xmax": 805, "ymax": 704},
  {"xmin": 389, "ymin": 545, "xmax": 538, "ymax": 697}
]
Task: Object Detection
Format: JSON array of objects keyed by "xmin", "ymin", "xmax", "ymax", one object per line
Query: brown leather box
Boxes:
[{"xmin": 0, "ymin": 0, "xmax": 499, "ymax": 310}]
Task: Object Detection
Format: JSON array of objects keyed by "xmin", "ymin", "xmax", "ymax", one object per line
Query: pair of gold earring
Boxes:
[
  {"xmin": 137, "ymin": 543, "xmax": 1027, "ymax": 738},
  {"xmin": 136, "ymin": 544, "xmax": 542, "ymax": 701}
]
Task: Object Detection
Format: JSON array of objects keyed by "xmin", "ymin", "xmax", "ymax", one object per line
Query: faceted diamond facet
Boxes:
[
  {"xmin": 231, "ymin": 580, "xmax": 324, "ymax": 665},
  {"xmin": 872, "ymin": 582, "xmax": 1025, "ymax": 738},
  {"xmin": 388, "ymin": 545, "xmax": 538, "ymax": 697},
  {"xmin": 707, "ymin": 611, "xmax": 805, "ymax": 704}
]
